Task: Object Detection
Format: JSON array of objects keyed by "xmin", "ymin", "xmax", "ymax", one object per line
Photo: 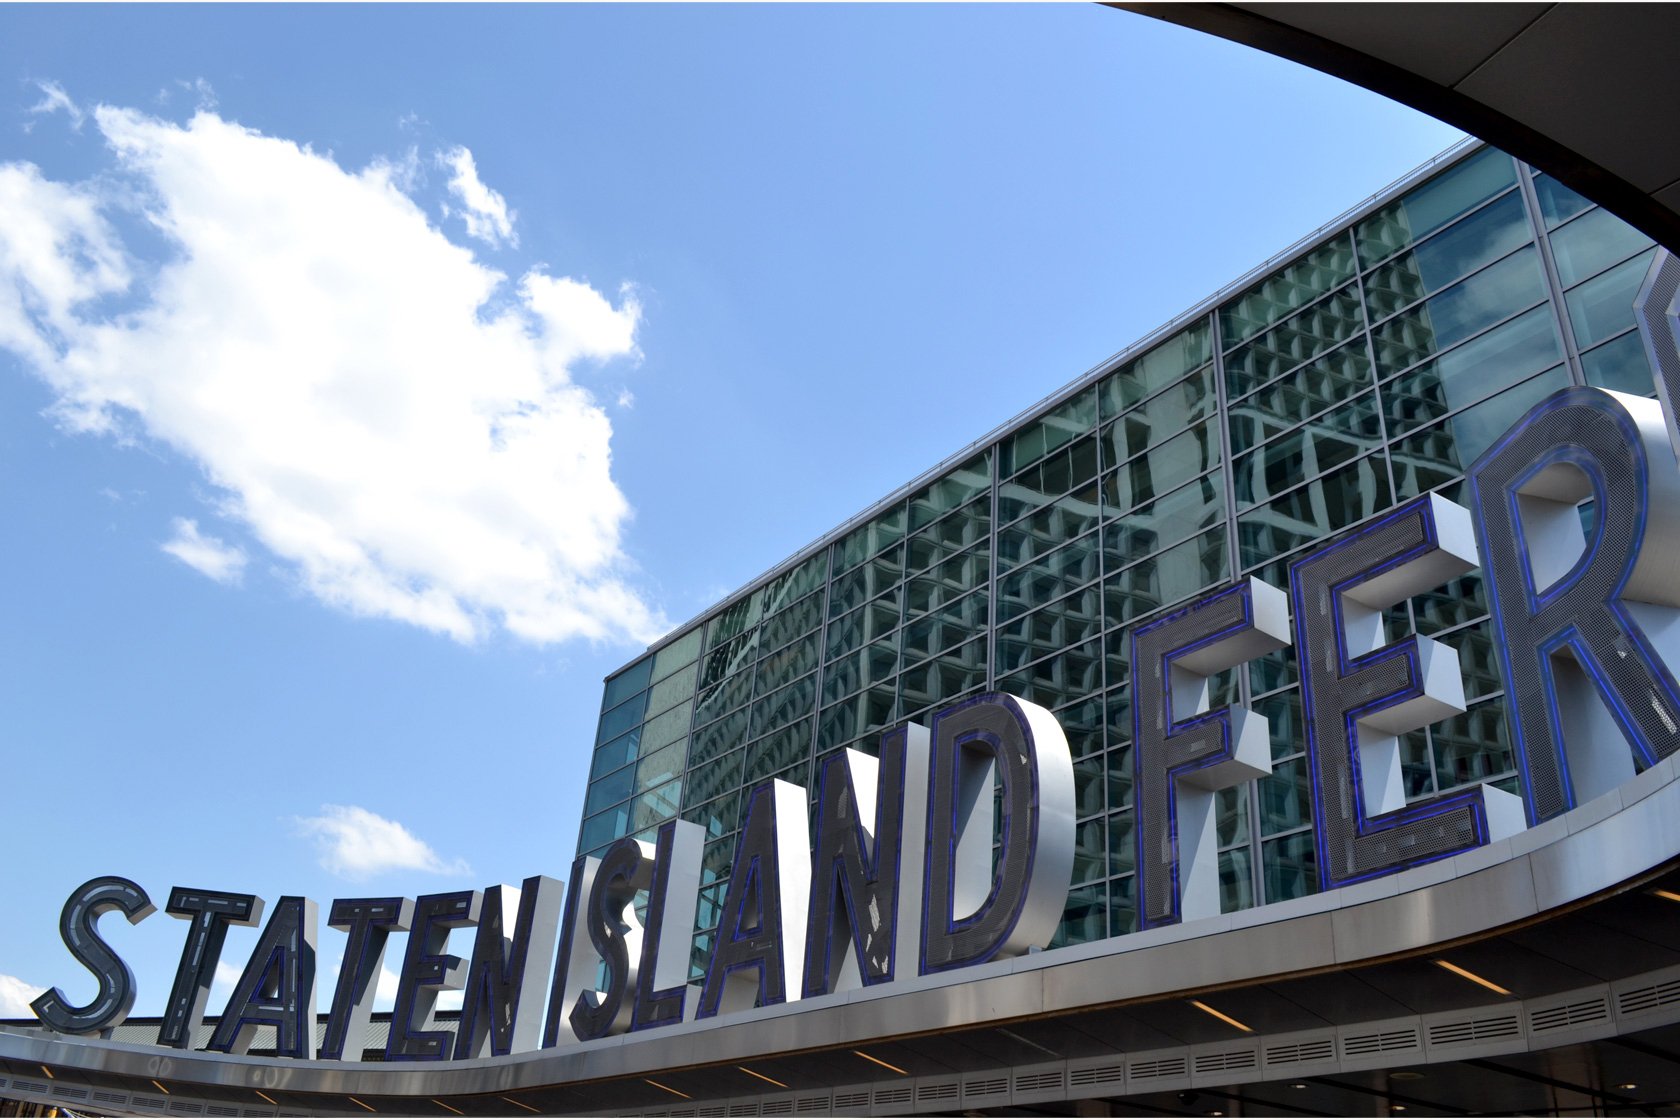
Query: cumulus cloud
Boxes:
[
  {"xmin": 295, "ymin": 804, "xmax": 472, "ymax": 880},
  {"xmin": 0, "ymin": 974, "xmax": 44, "ymax": 1018},
  {"xmin": 0, "ymin": 103, "xmax": 663, "ymax": 645},
  {"xmin": 441, "ymin": 146, "xmax": 516, "ymax": 248},
  {"xmin": 161, "ymin": 517, "xmax": 247, "ymax": 584}
]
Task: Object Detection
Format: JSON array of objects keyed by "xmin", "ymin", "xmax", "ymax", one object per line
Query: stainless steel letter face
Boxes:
[
  {"xmin": 571, "ymin": 837, "xmax": 652, "ymax": 1040},
  {"xmin": 1292, "ymin": 493, "xmax": 1524, "ymax": 890},
  {"xmin": 803, "ymin": 725, "xmax": 930, "ymax": 996},
  {"xmin": 32, "ymin": 876, "xmax": 155, "ymax": 1035},
  {"xmin": 1471, "ymin": 387, "xmax": 1680, "ymax": 822},
  {"xmin": 922, "ymin": 693, "xmax": 1075, "ymax": 973},
  {"xmin": 159, "ymin": 888, "xmax": 262, "ymax": 1049},
  {"xmin": 1133, "ymin": 579, "xmax": 1291, "ymax": 928},
  {"xmin": 386, "ymin": 891, "xmax": 481, "ymax": 1061},
  {"xmin": 454, "ymin": 876, "xmax": 563, "ymax": 1058},
  {"xmin": 542, "ymin": 856, "xmax": 599, "ymax": 1048},
  {"xmin": 698, "ymin": 779, "xmax": 811, "ymax": 1018},
  {"xmin": 207, "ymin": 897, "xmax": 318, "ymax": 1059},
  {"xmin": 320, "ymin": 897, "xmax": 413, "ymax": 1062},
  {"xmin": 1635, "ymin": 249, "xmax": 1680, "ymax": 461},
  {"xmin": 632, "ymin": 820, "xmax": 705, "ymax": 1032}
]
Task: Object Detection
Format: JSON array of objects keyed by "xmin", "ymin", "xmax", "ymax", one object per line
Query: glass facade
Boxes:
[{"xmin": 578, "ymin": 143, "xmax": 1661, "ymax": 976}]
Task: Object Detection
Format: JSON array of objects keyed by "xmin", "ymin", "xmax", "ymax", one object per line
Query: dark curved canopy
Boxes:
[{"xmin": 1115, "ymin": 3, "xmax": 1680, "ymax": 252}]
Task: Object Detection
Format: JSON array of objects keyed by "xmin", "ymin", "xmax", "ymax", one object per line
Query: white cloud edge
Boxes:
[
  {"xmin": 161, "ymin": 517, "xmax": 248, "ymax": 584},
  {"xmin": 293, "ymin": 804, "xmax": 472, "ymax": 881}
]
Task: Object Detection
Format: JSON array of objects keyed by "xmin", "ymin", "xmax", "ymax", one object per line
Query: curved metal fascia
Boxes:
[
  {"xmin": 1108, "ymin": 2, "xmax": 1680, "ymax": 255},
  {"xmin": 4, "ymin": 751, "xmax": 1679, "ymax": 1098}
]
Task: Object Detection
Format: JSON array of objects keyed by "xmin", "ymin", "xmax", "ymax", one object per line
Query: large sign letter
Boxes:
[
  {"xmin": 1134, "ymin": 579, "xmax": 1290, "ymax": 928},
  {"xmin": 632, "ymin": 820, "xmax": 705, "ymax": 1032},
  {"xmin": 32, "ymin": 876, "xmax": 155, "ymax": 1036},
  {"xmin": 159, "ymin": 888, "xmax": 261, "ymax": 1049},
  {"xmin": 803, "ymin": 724, "xmax": 931, "ymax": 995},
  {"xmin": 570, "ymin": 838, "xmax": 652, "ymax": 1040},
  {"xmin": 455, "ymin": 876, "xmax": 563, "ymax": 1058},
  {"xmin": 698, "ymin": 779, "xmax": 810, "ymax": 1017},
  {"xmin": 386, "ymin": 890, "xmax": 481, "ymax": 1061},
  {"xmin": 1293, "ymin": 493, "xmax": 1524, "ymax": 889},
  {"xmin": 208, "ymin": 897, "xmax": 318, "ymax": 1058},
  {"xmin": 1471, "ymin": 388, "xmax": 1680, "ymax": 821},
  {"xmin": 320, "ymin": 897, "xmax": 412, "ymax": 1061},
  {"xmin": 922, "ymin": 693, "xmax": 1074, "ymax": 973}
]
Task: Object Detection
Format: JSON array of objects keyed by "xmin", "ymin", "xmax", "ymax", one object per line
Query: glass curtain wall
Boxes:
[{"xmin": 579, "ymin": 143, "xmax": 1661, "ymax": 974}]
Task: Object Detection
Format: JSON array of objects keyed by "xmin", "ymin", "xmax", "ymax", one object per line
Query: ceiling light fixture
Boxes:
[
  {"xmin": 347, "ymin": 1096, "xmax": 376, "ymax": 1113},
  {"xmin": 739, "ymin": 1067, "xmax": 789, "ymax": 1089},
  {"xmin": 1650, "ymin": 889, "xmax": 1680, "ymax": 904},
  {"xmin": 254, "ymin": 1091, "xmax": 277, "ymax": 1106},
  {"xmin": 853, "ymin": 1050, "xmax": 910, "ymax": 1076},
  {"xmin": 499, "ymin": 1096, "xmax": 543, "ymax": 1113},
  {"xmin": 1434, "ymin": 959, "xmax": 1512, "ymax": 995},
  {"xmin": 1189, "ymin": 999, "xmax": 1254, "ymax": 1032},
  {"xmin": 150, "ymin": 1079, "xmax": 170, "ymax": 1095},
  {"xmin": 645, "ymin": 1080, "xmax": 692, "ymax": 1101},
  {"xmin": 433, "ymin": 1100, "xmax": 464, "ymax": 1116}
]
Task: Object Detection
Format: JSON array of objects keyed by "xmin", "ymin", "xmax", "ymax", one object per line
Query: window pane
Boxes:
[
  {"xmin": 602, "ymin": 657, "xmax": 653, "ymax": 711},
  {"xmin": 1233, "ymin": 393, "xmax": 1383, "ymax": 509},
  {"xmin": 759, "ymin": 589, "xmax": 824, "ymax": 655},
  {"xmin": 1237, "ymin": 454, "xmax": 1393, "ymax": 569},
  {"xmin": 1363, "ymin": 189, "xmax": 1530, "ymax": 319},
  {"xmin": 1225, "ymin": 286, "xmax": 1365, "ymax": 397},
  {"xmin": 637, "ymin": 739, "xmax": 688, "ymax": 793},
  {"xmin": 998, "ymin": 433, "xmax": 1101, "ymax": 523},
  {"xmin": 592, "ymin": 729, "xmax": 641, "ymax": 779},
  {"xmin": 1102, "ymin": 526, "xmax": 1228, "ymax": 629},
  {"xmin": 1105, "ymin": 419, "xmax": 1220, "ymax": 509},
  {"xmin": 831, "ymin": 505, "xmax": 908, "ymax": 575},
  {"xmin": 596, "ymin": 692, "xmax": 648, "ymax": 745},
  {"xmin": 1550, "ymin": 205, "xmax": 1654, "ymax": 288},
  {"xmin": 1533, "ymin": 172, "xmax": 1592, "ymax": 229},
  {"xmin": 1103, "ymin": 470, "xmax": 1225, "ymax": 565},
  {"xmin": 1567, "ymin": 248, "xmax": 1658, "ymax": 350},
  {"xmin": 909, "ymin": 451, "xmax": 991, "ymax": 531},
  {"xmin": 1105, "ymin": 366, "xmax": 1218, "ymax": 463},
  {"xmin": 1581, "ymin": 330, "xmax": 1657, "ymax": 396},
  {"xmin": 995, "ymin": 586, "xmax": 1104, "ymax": 673},
  {"xmin": 1220, "ymin": 235, "xmax": 1357, "ymax": 346},
  {"xmin": 641, "ymin": 699, "xmax": 693, "ymax": 753},
  {"xmin": 1001, "ymin": 388, "xmax": 1098, "ymax": 477},
  {"xmin": 997, "ymin": 481, "xmax": 1102, "ymax": 573},
  {"xmin": 1261, "ymin": 830, "xmax": 1319, "ymax": 903},
  {"xmin": 1099, "ymin": 321, "xmax": 1212, "ymax": 417},
  {"xmin": 1389, "ymin": 366, "xmax": 1569, "ymax": 499},
  {"xmin": 1382, "ymin": 304, "xmax": 1562, "ymax": 437},
  {"xmin": 1372, "ymin": 246, "xmax": 1546, "ymax": 375},
  {"xmin": 906, "ymin": 497, "xmax": 989, "ymax": 573},
  {"xmin": 1227, "ymin": 341, "xmax": 1371, "ymax": 455},
  {"xmin": 1356, "ymin": 147, "xmax": 1517, "ymax": 264},
  {"xmin": 646, "ymin": 659, "xmax": 699, "ymax": 720},
  {"xmin": 652, "ymin": 628, "xmax": 703, "ymax": 683},
  {"xmin": 585, "ymin": 763, "xmax": 635, "ymax": 815},
  {"xmin": 996, "ymin": 532, "xmax": 1102, "ymax": 624}
]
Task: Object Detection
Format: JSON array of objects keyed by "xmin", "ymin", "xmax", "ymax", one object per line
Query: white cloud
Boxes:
[
  {"xmin": 0, "ymin": 105, "xmax": 663, "ymax": 646},
  {"xmin": 295, "ymin": 804, "xmax": 472, "ymax": 881},
  {"xmin": 27, "ymin": 81, "xmax": 83, "ymax": 131},
  {"xmin": 161, "ymin": 517, "xmax": 247, "ymax": 584},
  {"xmin": 0, "ymin": 974, "xmax": 44, "ymax": 1018},
  {"xmin": 210, "ymin": 960, "xmax": 243, "ymax": 1002},
  {"xmin": 440, "ymin": 146, "xmax": 516, "ymax": 248}
]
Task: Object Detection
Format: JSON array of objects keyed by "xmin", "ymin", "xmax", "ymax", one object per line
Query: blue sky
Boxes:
[{"xmin": 0, "ymin": 5, "xmax": 1463, "ymax": 1019}]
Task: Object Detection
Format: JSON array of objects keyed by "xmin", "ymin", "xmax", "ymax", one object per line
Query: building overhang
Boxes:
[
  {"xmin": 10, "ymin": 751, "xmax": 1680, "ymax": 1115},
  {"xmin": 1113, "ymin": 3, "xmax": 1680, "ymax": 254}
]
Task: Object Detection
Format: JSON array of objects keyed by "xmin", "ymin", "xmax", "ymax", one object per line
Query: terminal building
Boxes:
[{"xmin": 9, "ymin": 121, "xmax": 1680, "ymax": 1120}]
